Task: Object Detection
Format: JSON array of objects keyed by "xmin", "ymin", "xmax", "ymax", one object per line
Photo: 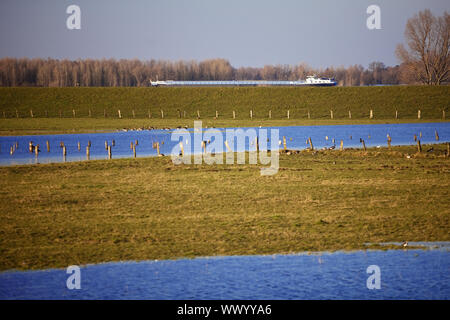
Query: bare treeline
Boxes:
[{"xmin": 0, "ymin": 57, "xmax": 401, "ymax": 87}]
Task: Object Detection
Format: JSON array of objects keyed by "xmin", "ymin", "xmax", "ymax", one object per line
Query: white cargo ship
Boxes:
[{"xmin": 150, "ymin": 75, "xmax": 337, "ymax": 87}]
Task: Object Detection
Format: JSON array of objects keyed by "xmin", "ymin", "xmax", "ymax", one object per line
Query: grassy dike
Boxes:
[
  {"xmin": 0, "ymin": 86, "xmax": 449, "ymax": 135},
  {"xmin": 0, "ymin": 144, "xmax": 449, "ymax": 271}
]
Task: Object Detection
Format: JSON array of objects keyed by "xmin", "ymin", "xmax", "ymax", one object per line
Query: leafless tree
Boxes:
[{"xmin": 396, "ymin": 9, "xmax": 449, "ymax": 85}]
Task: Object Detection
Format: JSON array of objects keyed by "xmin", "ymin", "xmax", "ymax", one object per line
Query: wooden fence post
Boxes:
[
  {"xmin": 73, "ymin": 109, "xmax": 76, "ymax": 117},
  {"xmin": 418, "ymin": 110, "xmax": 421, "ymax": 119},
  {"xmin": 330, "ymin": 110, "xmax": 334, "ymax": 119},
  {"xmin": 132, "ymin": 110, "xmax": 135, "ymax": 118},
  {"xmin": 108, "ymin": 145, "xmax": 112, "ymax": 159},
  {"xmin": 348, "ymin": 110, "xmax": 351, "ymax": 119},
  {"xmin": 395, "ymin": 110, "xmax": 398, "ymax": 119},
  {"xmin": 161, "ymin": 109, "xmax": 164, "ymax": 119},
  {"xmin": 197, "ymin": 110, "xmax": 200, "ymax": 119},
  {"xmin": 435, "ymin": 130, "xmax": 439, "ymax": 141},
  {"xmin": 307, "ymin": 110, "xmax": 310, "ymax": 119},
  {"xmin": 30, "ymin": 110, "xmax": 34, "ymax": 118},
  {"xmin": 77, "ymin": 142, "xmax": 80, "ymax": 151},
  {"xmin": 361, "ymin": 139, "xmax": 366, "ymax": 151},
  {"xmin": 118, "ymin": 110, "xmax": 122, "ymax": 118},
  {"xmin": 287, "ymin": 110, "xmax": 290, "ymax": 119},
  {"xmin": 340, "ymin": 140, "xmax": 344, "ymax": 151},
  {"xmin": 308, "ymin": 137, "xmax": 314, "ymax": 151},
  {"xmin": 370, "ymin": 109, "xmax": 373, "ymax": 119},
  {"xmin": 46, "ymin": 140, "xmax": 50, "ymax": 152},
  {"xmin": 86, "ymin": 146, "xmax": 90, "ymax": 160},
  {"xmin": 133, "ymin": 143, "xmax": 136, "ymax": 158},
  {"xmin": 283, "ymin": 136, "xmax": 287, "ymax": 151},
  {"xmin": 224, "ymin": 140, "xmax": 232, "ymax": 152},
  {"xmin": 417, "ymin": 140, "xmax": 422, "ymax": 153},
  {"xmin": 233, "ymin": 110, "xmax": 236, "ymax": 119},
  {"xmin": 387, "ymin": 134, "xmax": 392, "ymax": 148},
  {"xmin": 250, "ymin": 110, "xmax": 253, "ymax": 119},
  {"xmin": 201, "ymin": 141, "xmax": 206, "ymax": 154},
  {"xmin": 268, "ymin": 110, "xmax": 271, "ymax": 119},
  {"xmin": 179, "ymin": 141, "xmax": 184, "ymax": 157}
]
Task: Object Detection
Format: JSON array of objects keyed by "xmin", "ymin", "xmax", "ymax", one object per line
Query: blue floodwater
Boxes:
[
  {"xmin": 0, "ymin": 244, "xmax": 449, "ymax": 300},
  {"xmin": 0, "ymin": 122, "xmax": 449, "ymax": 166}
]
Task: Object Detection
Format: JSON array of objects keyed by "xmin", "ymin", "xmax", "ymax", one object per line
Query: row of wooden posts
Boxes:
[
  {"xmin": 4, "ymin": 108, "xmax": 447, "ymax": 120},
  {"xmin": 127, "ymin": 135, "xmax": 450, "ymax": 156},
  {"xmin": 295, "ymin": 130, "xmax": 444, "ymax": 154},
  {"xmin": 5, "ymin": 132, "xmax": 449, "ymax": 158},
  {"xmin": 13, "ymin": 138, "xmax": 163, "ymax": 160}
]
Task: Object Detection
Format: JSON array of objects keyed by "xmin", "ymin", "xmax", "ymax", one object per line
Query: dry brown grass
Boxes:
[{"xmin": 0, "ymin": 144, "xmax": 449, "ymax": 271}]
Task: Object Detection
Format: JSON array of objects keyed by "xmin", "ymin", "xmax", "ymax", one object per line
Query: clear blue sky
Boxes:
[{"xmin": 0, "ymin": 0, "xmax": 449, "ymax": 68}]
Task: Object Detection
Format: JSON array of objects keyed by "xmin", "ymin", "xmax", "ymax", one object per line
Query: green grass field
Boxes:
[
  {"xmin": 0, "ymin": 86, "xmax": 448, "ymax": 135},
  {"xmin": 0, "ymin": 86, "xmax": 448, "ymax": 120},
  {"xmin": 0, "ymin": 145, "xmax": 449, "ymax": 271}
]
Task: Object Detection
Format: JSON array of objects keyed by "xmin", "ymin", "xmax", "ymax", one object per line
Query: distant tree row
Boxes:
[{"xmin": 0, "ymin": 57, "xmax": 403, "ymax": 87}]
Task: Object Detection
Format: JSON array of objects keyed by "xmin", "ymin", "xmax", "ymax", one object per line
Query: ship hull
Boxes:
[
  {"xmin": 304, "ymin": 83, "xmax": 336, "ymax": 87},
  {"xmin": 151, "ymin": 81, "xmax": 337, "ymax": 87}
]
